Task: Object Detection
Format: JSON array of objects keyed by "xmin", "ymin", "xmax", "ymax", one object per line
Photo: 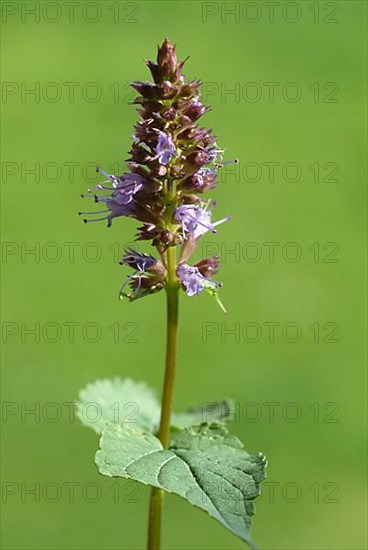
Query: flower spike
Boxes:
[{"xmin": 81, "ymin": 38, "xmax": 231, "ymax": 307}]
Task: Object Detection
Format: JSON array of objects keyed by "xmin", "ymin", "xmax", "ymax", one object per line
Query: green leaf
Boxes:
[
  {"xmin": 77, "ymin": 377, "xmax": 234, "ymax": 433},
  {"xmin": 76, "ymin": 378, "xmax": 161, "ymax": 433},
  {"xmin": 96, "ymin": 422, "xmax": 266, "ymax": 548}
]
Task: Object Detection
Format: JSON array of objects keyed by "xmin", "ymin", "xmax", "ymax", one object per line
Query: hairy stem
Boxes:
[{"xmin": 147, "ymin": 244, "xmax": 179, "ymax": 550}]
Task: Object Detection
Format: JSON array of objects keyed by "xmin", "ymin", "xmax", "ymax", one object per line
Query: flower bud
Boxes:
[
  {"xmin": 162, "ymin": 107, "xmax": 176, "ymax": 121},
  {"xmin": 194, "ymin": 256, "xmax": 221, "ymax": 278},
  {"xmin": 157, "ymin": 38, "xmax": 177, "ymax": 78}
]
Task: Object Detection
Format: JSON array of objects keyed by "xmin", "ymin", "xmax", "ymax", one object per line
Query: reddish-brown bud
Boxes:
[
  {"xmin": 194, "ymin": 256, "xmax": 221, "ymax": 278},
  {"xmin": 157, "ymin": 38, "xmax": 177, "ymax": 78}
]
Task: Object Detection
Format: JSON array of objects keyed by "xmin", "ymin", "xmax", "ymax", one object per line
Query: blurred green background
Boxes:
[{"xmin": 1, "ymin": 1, "xmax": 367, "ymax": 549}]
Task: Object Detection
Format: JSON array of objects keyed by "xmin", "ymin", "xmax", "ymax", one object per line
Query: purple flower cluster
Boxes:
[{"xmin": 81, "ymin": 39, "xmax": 234, "ymax": 305}]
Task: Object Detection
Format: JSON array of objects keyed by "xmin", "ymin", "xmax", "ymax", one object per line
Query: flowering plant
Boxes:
[{"xmin": 77, "ymin": 39, "xmax": 266, "ymax": 550}]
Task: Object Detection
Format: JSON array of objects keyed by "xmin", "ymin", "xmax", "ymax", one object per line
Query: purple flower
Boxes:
[
  {"xmin": 192, "ymin": 168, "xmax": 215, "ymax": 189},
  {"xmin": 120, "ymin": 247, "xmax": 158, "ymax": 272},
  {"xmin": 183, "ymin": 96, "xmax": 206, "ymax": 121},
  {"xmin": 174, "ymin": 204, "xmax": 230, "ymax": 239},
  {"xmin": 178, "ymin": 168, "xmax": 217, "ymax": 193},
  {"xmin": 177, "ymin": 263, "xmax": 226, "ymax": 312},
  {"xmin": 177, "ymin": 263, "xmax": 221, "ymax": 296},
  {"xmin": 79, "ymin": 199, "xmax": 133, "ymax": 227},
  {"xmin": 119, "ymin": 247, "xmax": 165, "ymax": 301},
  {"xmin": 96, "ymin": 167, "xmax": 144, "ymax": 205},
  {"xmin": 154, "ymin": 131, "xmax": 176, "ymax": 165},
  {"xmin": 80, "ymin": 167, "xmax": 145, "ymax": 227}
]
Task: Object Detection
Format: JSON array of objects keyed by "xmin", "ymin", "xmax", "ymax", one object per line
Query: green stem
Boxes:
[{"xmin": 147, "ymin": 245, "xmax": 179, "ymax": 550}]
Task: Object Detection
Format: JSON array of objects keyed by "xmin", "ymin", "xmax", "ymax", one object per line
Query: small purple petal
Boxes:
[
  {"xmin": 174, "ymin": 204, "xmax": 229, "ymax": 240},
  {"xmin": 177, "ymin": 263, "xmax": 221, "ymax": 297},
  {"xmin": 83, "ymin": 167, "xmax": 146, "ymax": 226},
  {"xmin": 154, "ymin": 132, "xmax": 176, "ymax": 165},
  {"xmin": 121, "ymin": 247, "xmax": 157, "ymax": 272}
]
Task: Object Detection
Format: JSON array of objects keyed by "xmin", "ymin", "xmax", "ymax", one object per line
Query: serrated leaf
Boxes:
[
  {"xmin": 96, "ymin": 422, "xmax": 266, "ymax": 548},
  {"xmin": 76, "ymin": 378, "xmax": 161, "ymax": 433},
  {"xmin": 77, "ymin": 377, "xmax": 234, "ymax": 433}
]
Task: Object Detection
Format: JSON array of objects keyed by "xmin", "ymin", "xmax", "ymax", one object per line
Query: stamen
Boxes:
[
  {"xmin": 78, "ymin": 210, "xmax": 108, "ymax": 216},
  {"xmin": 91, "ymin": 183, "xmax": 115, "ymax": 191},
  {"xmin": 215, "ymin": 158, "xmax": 239, "ymax": 168},
  {"xmin": 213, "ymin": 215, "xmax": 231, "ymax": 227},
  {"xmin": 83, "ymin": 216, "xmax": 108, "ymax": 223},
  {"xmin": 97, "ymin": 166, "xmax": 111, "ymax": 179},
  {"xmin": 187, "ymin": 206, "xmax": 216, "ymax": 233},
  {"xmin": 134, "ymin": 275, "xmax": 143, "ymax": 294},
  {"xmin": 195, "ymin": 217, "xmax": 216, "ymax": 233},
  {"xmin": 96, "ymin": 167, "xmax": 120, "ymax": 188},
  {"xmin": 119, "ymin": 271, "xmax": 138, "ymax": 296}
]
